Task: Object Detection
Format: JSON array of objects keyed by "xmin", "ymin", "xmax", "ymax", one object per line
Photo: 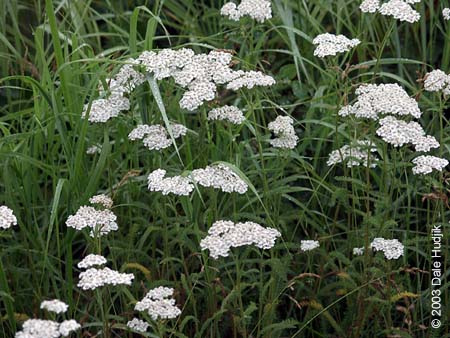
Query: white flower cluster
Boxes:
[
  {"xmin": 424, "ymin": 69, "xmax": 450, "ymax": 95},
  {"xmin": 361, "ymin": 0, "xmax": 421, "ymax": 23},
  {"xmin": 15, "ymin": 319, "xmax": 80, "ymax": 338},
  {"xmin": 86, "ymin": 145, "xmax": 101, "ymax": 155},
  {"xmin": 226, "ymin": 70, "xmax": 276, "ymax": 91},
  {"xmin": 268, "ymin": 116, "xmax": 298, "ymax": 149},
  {"xmin": 370, "ymin": 237, "xmax": 404, "ymax": 260},
  {"xmin": 360, "ymin": 0, "xmax": 380, "ymax": 13},
  {"xmin": 0, "ymin": 205, "xmax": 17, "ymax": 229},
  {"xmin": 411, "ymin": 155, "xmax": 449, "ymax": 175},
  {"xmin": 82, "ymin": 58, "xmax": 145, "ymax": 123},
  {"xmin": 207, "ymin": 105, "xmax": 246, "ymax": 124},
  {"xmin": 148, "ymin": 164, "xmax": 249, "ymax": 196},
  {"xmin": 327, "ymin": 140, "xmax": 379, "ymax": 168},
  {"xmin": 58, "ymin": 321, "xmax": 81, "ymax": 337},
  {"xmin": 353, "ymin": 247, "xmax": 365, "ymax": 256},
  {"xmin": 147, "ymin": 169, "xmax": 194, "ymax": 196},
  {"xmin": 40, "ymin": 299, "xmax": 68, "ymax": 314},
  {"xmin": 77, "ymin": 254, "xmax": 108, "ymax": 269},
  {"xmin": 83, "ymin": 48, "xmax": 275, "ymax": 122},
  {"xmin": 312, "ymin": 33, "xmax": 360, "ymax": 58},
  {"xmin": 191, "ymin": 164, "xmax": 249, "ymax": 194},
  {"xmin": 338, "ymin": 84, "xmax": 422, "ymax": 120},
  {"xmin": 137, "ymin": 49, "xmax": 274, "ymax": 110},
  {"xmin": 126, "ymin": 318, "xmax": 149, "ymax": 333},
  {"xmin": 82, "ymin": 95, "xmax": 131, "ymax": 123},
  {"xmin": 444, "ymin": 8, "xmax": 450, "ymax": 20},
  {"xmin": 300, "ymin": 240, "xmax": 320, "ymax": 252},
  {"xmin": 220, "ymin": 0, "xmax": 272, "ymax": 23},
  {"xmin": 375, "ymin": 116, "xmax": 439, "ymax": 151},
  {"xmin": 66, "ymin": 206, "xmax": 118, "ymax": 237},
  {"xmin": 135, "ymin": 286, "xmax": 181, "ymax": 321},
  {"xmin": 128, "ymin": 123, "xmax": 187, "ymax": 151},
  {"xmin": 200, "ymin": 220, "xmax": 281, "ymax": 259},
  {"xmin": 89, "ymin": 194, "xmax": 113, "ymax": 209},
  {"xmin": 77, "ymin": 266, "xmax": 134, "ymax": 290},
  {"xmin": 338, "ymin": 82, "xmax": 444, "ymax": 174}
]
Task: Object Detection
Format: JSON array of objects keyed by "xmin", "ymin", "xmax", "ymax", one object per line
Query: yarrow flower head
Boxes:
[
  {"xmin": 134, "ymin": 286, "xmax": 181, "ymax": 321},
  {"xmin": 191, "ymin": 164, "xmax": 248, "ymax": 194},
  {"xmin": 58, "ymin": 320, "xmax": 81, "ymax": 337},
  {"xmin": 89, "ymin": 194, "xmax": 113, "ymax": 209},
  {"xmin": 207, "ymin": 105, "xmax": 246, "ymax": 125},
  {"xmin": 379, "ymin": 0, "xmax": 421, "ymax": 23},
  {"xmin": 127, "ymin": 318, "xmax": 149, "ymax": 333},
  {"xmin": 77, "ymin": 267, "xmax": 134, "ymax": 290},
  {"xmin": 443, "ymin": 8, "xmax": 450, "ymax": 20},
  {"xmin": 361, "ymin": 0, "xmax": 421, "ymax": 23},
  {"xmin": 411, "ymin": 155, "xmax": 449, "ymax": 175},
  {"xmin": 327, "ymin": 140, "xmax": 379, "ymax": 168},
  {"xmin": 83, "ymin": 49, "xmax": 275, "ymax": 122},
  {"xmin": 376, "ymin": 116, "xmax": 439, "ymax": 152},
  {"xmin": 200, "ymin": 220, "xmax": 281, "ymax": 259},
  {"xmin": 66, "ymin": 206, "xmax": 118, "ymax": 237},
  {"xmin": 353, "ymin": 247, "xmax": 365, "ymax": 256},
  {"xmin": 15, "ymin": 318, "xmax": 80, "ymax": 338},
  {"xmin": 77, "ymin": 254, "xmax": 108, "ymax": 269},
  {"xmin": 424, "ymin": 69, "xmax": 450, "ymax": 95},
  {"xmin": 220, "ymin": 0, "xmax": 272, "ymax": 23},
  {"xmin": 300, "ymin": 240, "xmax": 320, "ymax": 252},
  {"xmin": 86, "ymin": 145, "xmax": 101, "ymax": 155},
  {"xmin": 360, "ymin": 0, "xmax": 380, "ymax": 13},
  {"xmin": 0, "ymin": 205, "xmax": 17, "ymax": 229},
  {"xmin": 338, "ymin": 83, "xmax": 422, "ymax": 120},
  {"xmin": 225, "ymin": 70, "xmax": 276, "ymax": 91},
  {"xmin": 40, "ymin": 299, "xmax": 68, "ymax": 314},
  {"xmin": 16, "ymin": 319, "xmax": 60, "ymax": 338},
  {"xmin": 268, "ymin": 116, "xmax": 298, "ymax": 149},
  {"xmin": 147, "ymin": 169, "xmax": 194, "ymax": 196},
  {"xmin": 148, "ymin": 165, "xmax": 248, "ymax": 196},
  {"xmin": 82, "ymin": 96, "xmax": 131, "ymax": 123},
  {"xmin": 312, "ymin": 33, "xmax": 360, "ymax": 58},
  {"xmin": 128, "ymin": 123, "xmax": 187, "ymax": 151},
  {"xmin": 370, "ymin": 237, "xmax": 404, "ymax": 260}
]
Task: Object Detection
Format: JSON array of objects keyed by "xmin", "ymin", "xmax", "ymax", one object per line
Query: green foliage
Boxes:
[{"xmin": 0, "ymin": 0, "xmax": 449, "ymax": 337}]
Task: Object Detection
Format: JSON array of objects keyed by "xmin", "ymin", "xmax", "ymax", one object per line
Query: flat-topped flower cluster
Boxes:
[
  {"xmin": 148, "ymin": 164, "xmax": 249, "ymax": 196},
  {"xmin": 40, "ymin": 299, "xmax": 69, "ymax": 314},
  {"xmin": 327, "ymin": 140, "xmax": 379, "ymax": 168},
  {"xmin": 83, "ymin": 48, "xmax": 275, "ymax": 123},
  {"xmin": 128, "ymin": 123, "xmax": 187, "ymax": 151},
  {"xmin": 370, "ymin": 237, "xmax": 404, "ymax": 260},
  {"xmin": 221, "ymin": 0, "xmax": 272, "ymax": 23},
  {"xmin": 134, "ymin": 286, "xmax": 181, "ymax": 321},
  {"xmin": 353, "ymin": 237, "xmax": 405, "ymax": 260},
  {"xmin": 200, "ymin": 220, "xmax": 281, "ymax": 259},
  {"xmin": 268, "ymin": 116, "xmax": 299, "ymax": 149},
  {"xmin": 330, "ymin": 82, "xmax": 448, "ymax": 174},
  {"xmin": 300, "ymin": 240, "xmax": 320, "ymax": 252},
  {"xmin": 444, "ymin": 8, "xmax": 450, "ymax": 20},
  {"xmin": 411, "ymin": 155, "xmax": 449, "ymax": 175},
  {"xmin": 15, "ymin": 300, "xmax": 80, "ymax": 338},
  {"xmin": 0, "ymin": 205, "xmax": 17, "ymax": 230},
  {"xmin": 424, "ymin": 69, "xmax": 450, "ymax": 95},
  {"xmin": 77, "ymin": 254, "xmax": 134, "ymax": 290},
  {"xmin": 312, "ymin": 33, "xmax": 360, "ymax": 58},
  {"xmin": 360, "ymin": 0, "xmax": 421, "ymax": 23},
  {"xmin": 66, "ymin": 194, "xmax": 117, "ymax": 237},
  {"xmin": 338, "ymin": 83, "xmax": 422, "ymax": 120},
  {"xmin": 207, "ymin": 105, "xmax": 246, "ymax": 125}
]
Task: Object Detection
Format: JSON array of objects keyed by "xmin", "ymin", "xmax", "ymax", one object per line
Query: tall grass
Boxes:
[{"xmin": 0, "ymin": 0, "xmax": 449, "ymax": 337}]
